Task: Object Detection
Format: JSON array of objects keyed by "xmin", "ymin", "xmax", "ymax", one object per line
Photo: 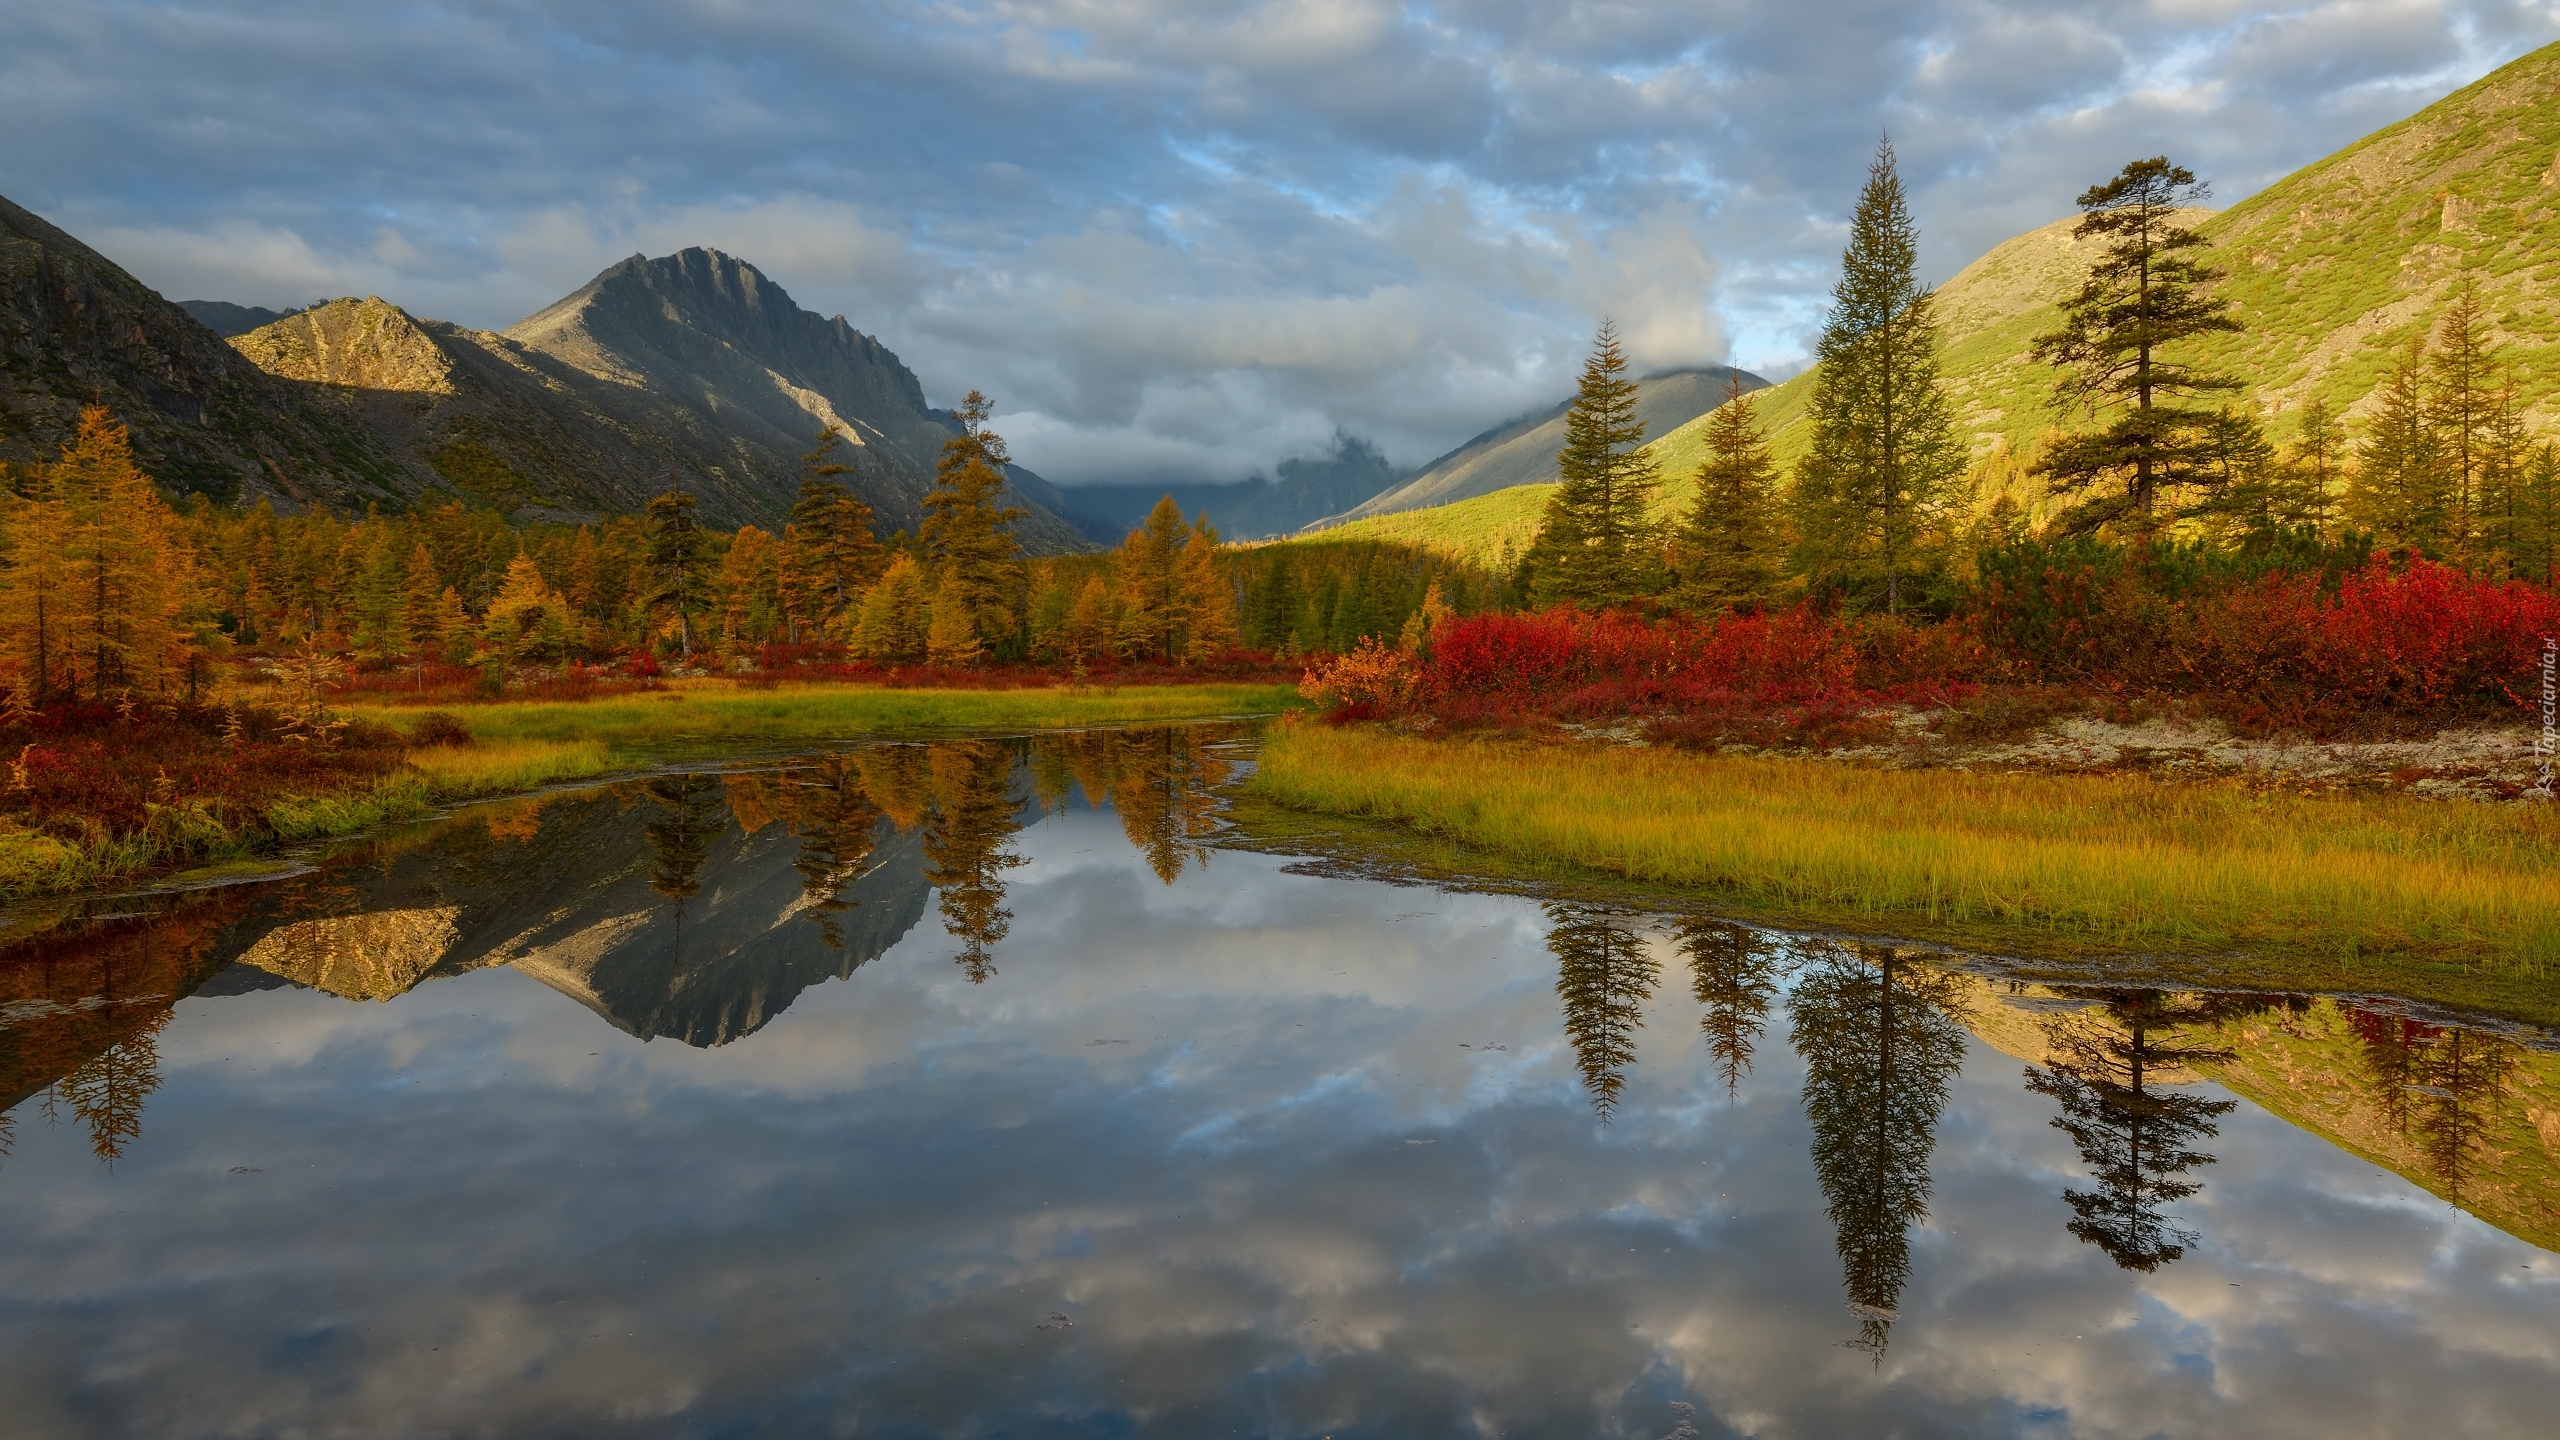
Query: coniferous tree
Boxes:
[
  {"xmin": 922, "ymin": 740, "xmax": 1025, "ymax": 983},
  {"xmin": 783, "ymin": 753, "xmax": 882, "ymax": 951},
  {"xmin": 2031, "ymin": 158, "xmax": 2241, "ymax": 533},
  {"xmin": 0, "ymin": 462, "xmax": 73, "ymax": 708},
  {"xmin": 2349, "ymin": 332, "xmax": 2450, "ymax": 554},
  {"xmin": 49, "ymin": 407, "xmax": 197, "ymax": 701},
  {"xmin": 645, "ymin": 487, "xmax": 708, "ymax": 659},
  {"xmin": 1547, "ymin": 902, "xmax": 1659, "ymax": 1122},
  {"xmin": 2281, "ymin": 397, "xmax": 2345, "ymax": 535},
  {"xmin": 2512, "ymin": 442, "xmax": 2560, "ymax": 586},
  {"xmin": 2476, "ymin": 374, "xmax": 2532, "ymax": 579},
  {"xmin": 2428, "ymin": 284, "xmax": 2496, "ymax": 562},
  {"xmin": 1528, "ymin": 321, "xmax": 1661, "ymax": 608},
  {"xmin": 1177, "ymin": 521, "xmax": 1237, "ymax": 660},
  {"xmin": 789, "ymin": 427, "xmax": 883, "ymax": 630},
  {"xmin": 1117, "ymin": 497, "xmax": 1191, "ymax": 659},
  {"xmin": 853, "ymin": 553, "xmax": 931, "ymax": 663},
  {"xmin": 1680, "ymin": 919, "xmax": 1781, "ymax": 1099},
  {"xmin": 1673, "ymin": 373, "xmax": 1783, "ymax": 613},
  {"xmin": 1788, "ymin": 943, "xmax": 1968, "ymax": 1361},
  {"xmin": 1801, "ymin": 139, "xmax": 1959, "ymax": 610},
  {"xmin": 921, "ymin": 392, "xmax": 1025, "ymax": 653}
]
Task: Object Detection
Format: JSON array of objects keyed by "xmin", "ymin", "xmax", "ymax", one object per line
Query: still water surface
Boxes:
[{"xmin": 2, "ymin": 725, "xmax": 2555, "ymax": 1438}]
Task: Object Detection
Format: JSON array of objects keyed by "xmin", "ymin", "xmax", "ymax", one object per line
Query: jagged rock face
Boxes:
[
  {"xmin": 0, "ymin": 194, "xmax": 408, "ymax": 507},
  {"xmin": 502, "ymin": 247, "xmax": 1090, "ymax": 549}
]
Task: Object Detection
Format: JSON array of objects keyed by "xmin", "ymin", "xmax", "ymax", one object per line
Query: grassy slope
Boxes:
[
  {"xmin": 1337, "ymin": 41, "xmax": 2560, "ymax": 562},
  {"xmin": 1245, "ymin": 725, "xmax": 2560, "ymax": 1022}
]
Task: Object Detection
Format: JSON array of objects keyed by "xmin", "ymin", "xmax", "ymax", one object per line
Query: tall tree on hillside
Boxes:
[
  {"xmin": 2349, "ymin": 333, "xmax": 2449, "ymax": 554},
  {"xmin": 1800, "ymin": 139, "xmax": 1960, "ymax": 611},
  {"xmin": 789, "ymin": 427, "xmax": 883, "ymax": 631},
  {"xmin": 1673, "ymin": 373, "xmax": 1783, "ymax": 613},
  {"xmin": 1527, "ymin": 322, "xmax": 1661, "ymax": 609},
  {"xmin": 2428, "ymin": 284, "xmax": 2496, "ymax": 563},
  {"xmin": 645, "ymin": 486, "xmax": 709, "ymax": 660},
  {"xmin": 2031, "ymin": 157, "xmax": 2242, "ymax": 534},
  {"xmin": 921, "ymin": 392, "xmax": 1025, "ymax": 657}
]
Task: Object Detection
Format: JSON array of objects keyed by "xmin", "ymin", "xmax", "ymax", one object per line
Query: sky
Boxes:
[{"xmin": 5, "ymin": 2, "xmax": 2557, "ymax": 486}]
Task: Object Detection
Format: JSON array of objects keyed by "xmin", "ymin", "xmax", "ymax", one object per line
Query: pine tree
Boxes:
[
  {"xmin": 1673, "ymin": 373, "xmax": 1782, "ymax": 613},
  {"xmin": 920, "ymin": 392, "xmax": 1024, "ymax": 652},
  {"xmin": 2349, "ymin": 332, "xmax": 2449, "ymax": 554},
  {"xmin": 2030, "ymin": 157, "xmax": 2242, "ymax": 533},
  {"xmin": 1802, "ymin": 139, "xmax": 1959, "ymax": 610},
  {"xmin": 1527, "ymin": 321, "xmax": 1660, "ymax": 609},
  {"xmin": 645, "ymin": 487, "xmax": 708, "ymax": 660}
]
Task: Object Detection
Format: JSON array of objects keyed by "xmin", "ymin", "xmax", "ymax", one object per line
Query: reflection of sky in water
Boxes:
[{"xmin": 2, "ymin": 771, "xmax": 2556, "ymax": 1437}]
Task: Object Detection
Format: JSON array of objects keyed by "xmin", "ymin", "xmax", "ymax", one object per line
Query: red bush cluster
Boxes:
[{"xmin": 0, "ymin": 704, "xmax": 406, "ymax": 848}]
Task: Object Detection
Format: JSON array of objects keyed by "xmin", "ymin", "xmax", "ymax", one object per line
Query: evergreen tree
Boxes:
[
  {"xmin": 1547, "ymin": 902, "xmax": 1660, "ymax": 1122},
  {"xmin": 645, "ymin": 487, "xmax": 709, "ymax": 659},
  {"xmin": 2349, "ymin": 332, "xmax": 2450, "ymax": 554},
  {"xmin": 921, "ymin": 392, "xmax": 1025, "ymax": 652},
  {"xmin": 2513, "ymin": 442, "xmax": 2560, "ymax": 586},
  {"xmin": 2476, "ymin": 374, "xmax": 2532, "ymax": 579},
  {"xmin": 2031, "ymin": 157, "xmax": 2242, "ymax": 533},
  {"xmin": 2281, "ymin": 396, "xmax": 2345, "ymax": 535},
  {"xmin": 1802, "ymin": 139, "xmax": 1960, "ymax": 610},
  {"xmin": 789, "ymin": 427, "xmax": 883, "ymax": 628},
  {"xmin": 1527, "ymin": 321, "xmax": 1661, "ymax": 609},
  {"xmin": 1673, "ymin": 373, "xmax": 1783, "ymax": 613},
  {"xmin": 1788, "ymin": 943, "xmax": 1968, "ymax": 1361},
  {"xmin": 1680, "ymin": 918, "xmax": 1780, "ymax": 1099},
  {"xmin": 2428, "ymin": 284, "xmax": 2496, "ymax": 562}
]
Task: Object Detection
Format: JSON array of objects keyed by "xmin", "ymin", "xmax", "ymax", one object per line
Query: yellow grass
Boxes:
[{"xmin": 1250, "ymin": 725, "xmax": 2560, "ymax": 974}]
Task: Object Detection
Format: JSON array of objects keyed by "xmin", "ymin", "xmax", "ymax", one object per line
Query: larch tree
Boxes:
[
  {"xmin": 1117, "ymin": 497, "xmax": 1191, "ymax": 660},
  {"xmin": 2030, "ymin": 157, "xmax": 2241, "ymax": 534},
  {"xmin": 1673, "ymin": 372, "xmax": 1783, "ymax": 614},
  {"xmin": 1802, "ymin": 139, "xmax": 1959, "ymax": 611},
  {"xmin": 50, "ymin": 406, "xmax": 197, "ymax": 701},
  {"xmin": 853, "ymin": 553, "xmax": 930, "ymax": 663},
  {"xmin": 921, "ymin": 392, "xmax": 1025, "ymax": 654},
  {"xmin": 2428, "ymin": 284, "xmax": 2496, "ymax": 561},
  {"xmin": 1177, "ymin": 521, "xmax": 1237, "ymax": 661},
  {"xmin": 1528, "ymin": 321, "xmax": 1661, "ymax": 609},
  {"xmin": 0, "ymin": 460, "xmax": 74, "ymax": 708}
]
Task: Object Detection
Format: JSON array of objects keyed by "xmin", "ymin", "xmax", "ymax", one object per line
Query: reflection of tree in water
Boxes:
[
  {"xmin": 2352, "ymin": 1007, "xmax": 2520, "ymax": 1204},
  {"xmin": 1678, "ymin": 919, "xmax": 1781, "ymax": 1098},
  {"xmin": 643, "ymin": 772, "xmax": 730, "ymax": 971},
  {"xmin": 777, "ymin": 756, "xmax": 885, "ymax": 951},
  {"xmin": 1787, "ymin": 942, "xmax": 1968, "ymax": 1361},
  {"xmin": 2024, "ymin": 989, "xmax": 2249, "ymax": 1272},
  {"xmin": 1035, "ymin": 728, "xmax": 1235, "ymax": 884},
  {"xmin": 0, "ymin": 899, "xmax": 241, "ymax": 1168},
  {"xmin": 1546, "ymin": 903, "xmax": 1658, "ymax": 1122},
  {"xmin": 923, "ymin": 741, "xmax": 1027, "ymax": 983}
]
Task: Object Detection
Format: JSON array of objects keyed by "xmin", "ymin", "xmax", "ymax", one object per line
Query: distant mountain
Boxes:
[
  {"xmin": 0, "ymin": 193, "xmax": 411, "ymax": 507},
  {"xmin": 178, "ymin": 299, "xmax": 303, "ymax": 337},
  {"xmin": 1323, "ymin": 366, "xmax": 1767, "ymax": 526},
  {"xmin": 1059, "ymin": 433, "xmax": 1405, "ymax": 542}
]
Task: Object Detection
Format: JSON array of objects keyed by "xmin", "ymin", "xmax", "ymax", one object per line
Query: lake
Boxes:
[{"xmin": 2, "ymin": 724, "xmax": 2554, "ymax": 1438}]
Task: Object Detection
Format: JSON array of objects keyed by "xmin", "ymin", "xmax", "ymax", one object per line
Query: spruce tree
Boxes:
[
  {"xmin": 1801, "ymin": 138, "xmax": 1958, "ymax": 612},
  {"xmin": 2514, "ymin": 442, "xmax": 2560, "ymax": 586},
  {"xmin": 645, "ymin": 486, "xmax": 708, "ymax": 659},
  {"xmin": 1672, "ymin": 373, "xmax": 1782, "ymax": 613},
  {"xmin": 1527, "ymin": 321, "xmax": 1660, "ymax": 609},
  {"xmin": 921, "ymin": 392, "xmax": 1025, "ymax": 651},
  {"xmin": 789, "ymin": 427, "xmax": 882, "ymax": 629},
  {"xmin": 2031, "ymin": 157, "xmax": 2241, "ymax": 532},
  {"xmin": 2349, "ymin": 333, "xmax": 2449, "ymax": 554}
]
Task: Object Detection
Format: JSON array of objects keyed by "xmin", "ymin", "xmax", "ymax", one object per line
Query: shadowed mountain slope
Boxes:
[
  {"xmin": 0, "ymin": 193, "xmax": 412, "ymax": 507},
  {"xmin": 1060, "ymin": 434, "xmax": 1407, "ymax": 542}
]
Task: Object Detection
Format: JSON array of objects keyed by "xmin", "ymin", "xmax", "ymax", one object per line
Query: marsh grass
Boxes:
[{"xmin": 1248, "ymin": 726, "xmax": 2560, "ymax": 1012}]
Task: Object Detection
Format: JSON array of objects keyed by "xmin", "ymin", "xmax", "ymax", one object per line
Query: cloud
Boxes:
[{"xmin": 3, "ymin": 1, "xmax": 2555, "ymax": 484}]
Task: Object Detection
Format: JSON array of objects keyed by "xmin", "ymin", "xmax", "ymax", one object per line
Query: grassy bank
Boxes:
[
  {"xmin": 0, "ymin": 683, "xmax": 1301, "ymax": 902},
  {"xmin": 1245, "ymin": 724, "xmax": 2560, "ymax": 1021}
]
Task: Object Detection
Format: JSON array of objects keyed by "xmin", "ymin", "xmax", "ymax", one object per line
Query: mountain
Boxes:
[
  {"xmin": 1058, "ymin": 433, "xmax": 1406, "ymax": 542},
  {"xmin": 236, "ymin": 252, "xmax": 1091, "ymax": 546},
  {"xmin": 1, "ymin": 193, "xmax": 412, "ymax": 507},
  {"xmin": 178, "ymin": 300, "xmax": 303, "ymax": 337}
]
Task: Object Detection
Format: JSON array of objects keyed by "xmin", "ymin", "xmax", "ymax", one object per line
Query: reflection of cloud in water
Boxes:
[{"xmin": 0, "ymin": 734, "xmax": 2555, "ymax": 1436}]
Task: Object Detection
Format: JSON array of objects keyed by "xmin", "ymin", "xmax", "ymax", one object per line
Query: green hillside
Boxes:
[{"xmin": 1351, "ymin": 39, "xmax": 2560, "ymax": 562}]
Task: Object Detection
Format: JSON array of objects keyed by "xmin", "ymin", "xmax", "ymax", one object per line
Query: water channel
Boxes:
[{"xmin": 1, "ymin": 724, "xmax": 2553, "ymax": 1437}]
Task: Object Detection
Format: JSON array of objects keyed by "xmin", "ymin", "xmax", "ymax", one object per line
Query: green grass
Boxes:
[
  {"xmin": 1244, "ymin": 724, "xmax": 2560, "ymax": 1022},
  {"xmin": 354, "ymin": 680, "xmax": 1305, "ymax": 769},
  {"xmin": 1301, "ymin": 484, "xmax": 1557, "ymax": 567}
]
